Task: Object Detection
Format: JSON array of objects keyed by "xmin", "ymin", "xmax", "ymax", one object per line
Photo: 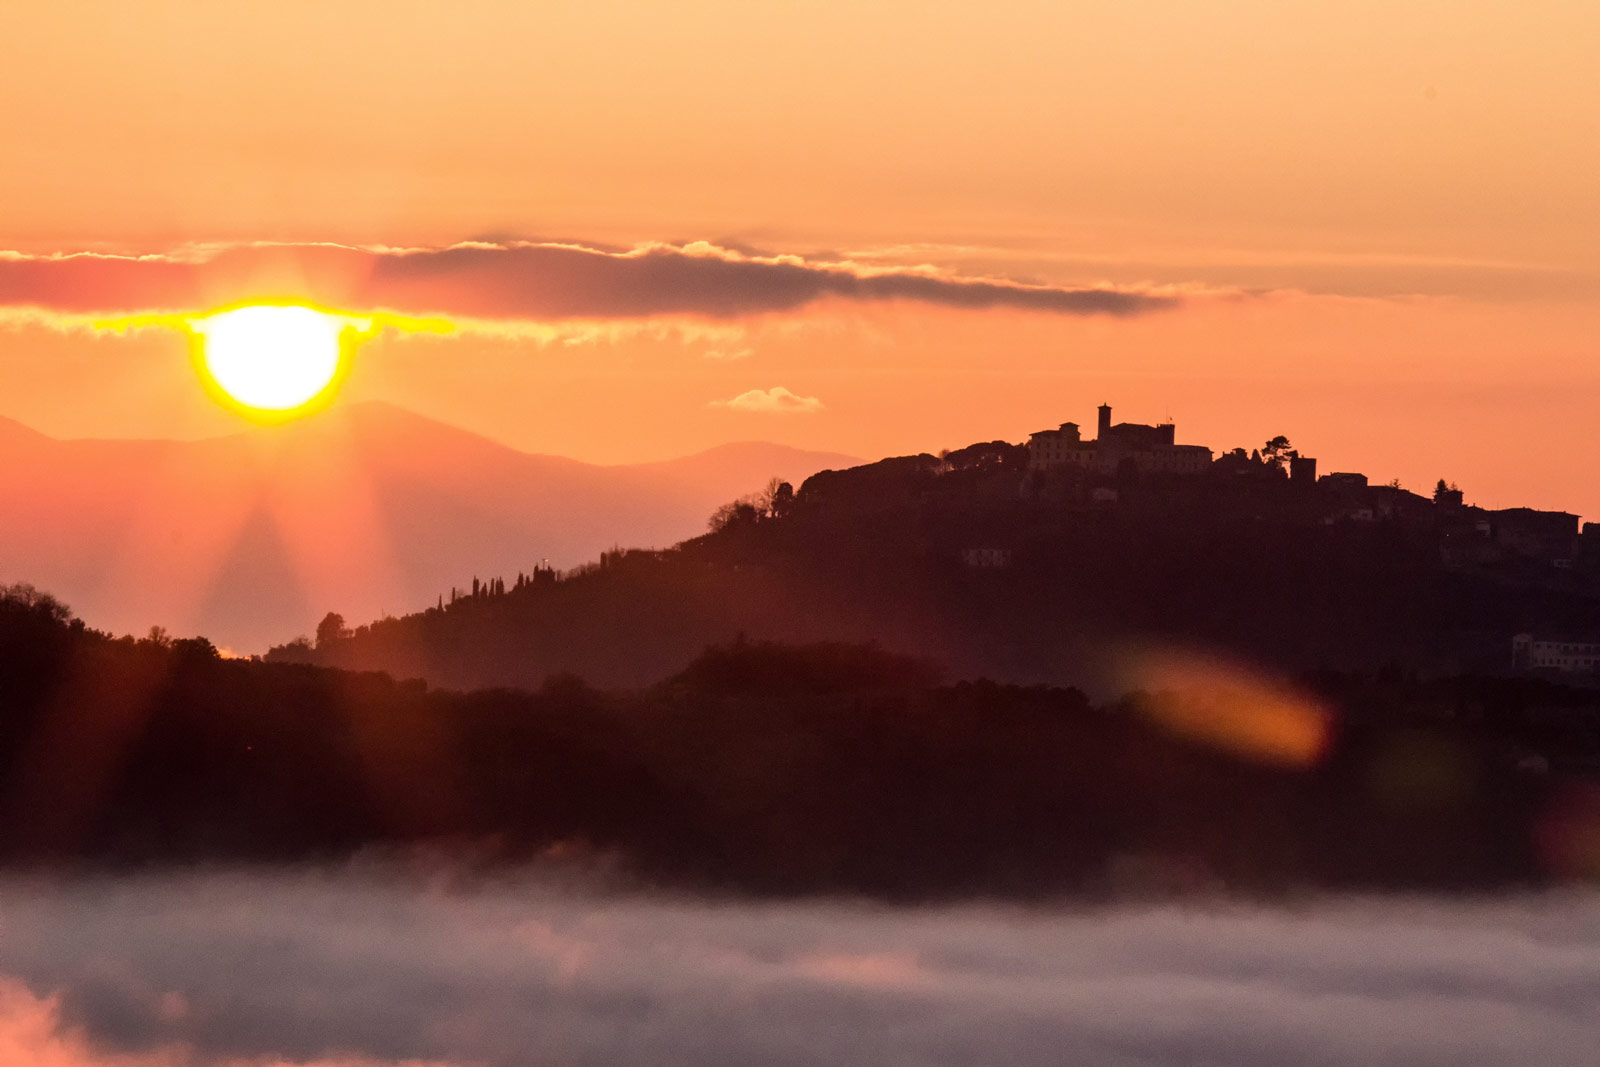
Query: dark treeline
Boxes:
[
  {"xmin": 5, "ymin": 585, "xmax": 1599, "ymax": 895},
  {"xmin": 275, "ymin": 442, "xmax": 1600, "ymax": 694}
]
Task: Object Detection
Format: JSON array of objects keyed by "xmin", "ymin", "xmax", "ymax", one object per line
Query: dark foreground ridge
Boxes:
[{"xmin": 5, "ymin": 585, "xmax": 1599, "ymax": 895}]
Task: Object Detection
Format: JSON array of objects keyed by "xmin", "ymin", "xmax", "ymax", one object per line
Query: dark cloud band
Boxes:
[{"xmin": 0, "ymin": 242, "xmax": 1177, "ymax": 321}]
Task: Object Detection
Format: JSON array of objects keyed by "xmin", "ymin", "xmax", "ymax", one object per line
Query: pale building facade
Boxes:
[
  {"xmin": 1513, "ymin": 634, "xmax": 1600, "ymax": 674},
  {"xmin": 1028, "ymin": 404, "xmax": 1213, "ymax": 475}
]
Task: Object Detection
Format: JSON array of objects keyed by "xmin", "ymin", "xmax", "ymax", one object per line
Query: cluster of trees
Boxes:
[
  {"xmin": 708, "ymin": 477, "xmax": 795, "ymax": 533},
  {"xmin": 4, "ymin": 585, "xmax": 1596, "ymax": 893},
  {"xmin": 446, "ymin": 569, "xmax": 555, "ymax": 607},
  {"xmin": 1215, "ymin": 434, "xmax": 1302, "ymax": 474},
  {"xmin": 1, "ymin": 582, "xmax": 72, "ymax": 626},
  {"xmin": 938, "ymin": 440, "xmax": 1028, "ymax": 472},
  {"xmin": 273, "ymin": 566, "xmax": 568, "ymax": 662}
]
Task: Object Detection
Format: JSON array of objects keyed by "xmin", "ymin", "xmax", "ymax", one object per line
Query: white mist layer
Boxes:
[{"xmin": 0, "ymin": 873, "xmax": 1596, "ymax": 1066}]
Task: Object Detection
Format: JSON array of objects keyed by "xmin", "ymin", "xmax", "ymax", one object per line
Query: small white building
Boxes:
[{"xmin": 1513, "ymin": 634, "xmax": 1600, "ymax": 674}]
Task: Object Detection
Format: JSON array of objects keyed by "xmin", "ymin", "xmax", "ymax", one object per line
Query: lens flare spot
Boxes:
[
  {"xmin": 1122, "ymin": 650, "xmax": 1335, "ymax": 769},
  {"xmin": 1536, "ymin": 783, "xmax": 1600, "ymax": 881}
]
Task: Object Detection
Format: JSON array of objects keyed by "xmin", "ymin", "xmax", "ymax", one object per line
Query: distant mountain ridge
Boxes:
[{"xmin": 0, "ymin": 403, "xmax": 857, "ymax": 650}]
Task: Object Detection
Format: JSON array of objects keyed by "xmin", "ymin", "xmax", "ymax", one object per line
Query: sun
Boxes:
[{"xmin": 193, "ymin": 304, "xmax": 353, "ymax": 418}]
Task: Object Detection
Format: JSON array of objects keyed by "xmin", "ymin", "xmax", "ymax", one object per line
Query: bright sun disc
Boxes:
[{"xmin": 196, "ymin": 305, "xmax": 347, "ymax": 413}]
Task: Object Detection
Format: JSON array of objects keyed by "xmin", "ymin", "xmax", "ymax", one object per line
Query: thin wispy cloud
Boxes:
[
  {"xmin": 0, "ymin": 241, "xmax": 1179, "ymax": 325},
  {"xmin": 713, "ymin": 386, "xmax": 824, "ymax": 414}
]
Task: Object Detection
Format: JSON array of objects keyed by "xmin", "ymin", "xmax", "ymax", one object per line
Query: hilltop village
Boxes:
[
  {"xmin": 798, "ymin": 403, "xmax": 1596, "ymax": 581},
  {"xmin": 276, "ymin": 404, "xmax": 1600, "ymax": 691},
  {"xmin": 1021, "ymin": 404, "xmax": 1594, "ymax": 575},
  {"xmin": 800, "ymin": 404, "xmax": 1600, "ymax": 675}
]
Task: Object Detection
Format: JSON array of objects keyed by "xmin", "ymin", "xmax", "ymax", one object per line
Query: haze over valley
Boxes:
[{"xmin": 0, "ymin": 403, "xmax": 853, "ymax": 650}]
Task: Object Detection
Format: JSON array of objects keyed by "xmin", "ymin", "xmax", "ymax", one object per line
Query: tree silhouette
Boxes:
[
  {"xmin": 1262, "ymin": 435, "xmax": 1293, "ymax": 471},
  {"xmin": 0, "ymin": 583, "xmax": 71, "ymax": 624},
  {"xmin": 708, "ymin": 498, "xmax": 761, "ymax": 533},
  {"xmin": 316, "ymin": 611, "xmax": 350, "ymax": 649},
  {"xmin": 764, "ymin": 478, "xmax": 795, "ymax": 518},
  {"xmin": 710, "ymin": 478, "xmax": 798, "ymax": 533}
]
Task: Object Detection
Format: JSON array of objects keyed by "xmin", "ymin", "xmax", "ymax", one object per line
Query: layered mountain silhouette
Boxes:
[{"xmin": 0, "ymin": 404, "xmax": 855, "ymax": 650}]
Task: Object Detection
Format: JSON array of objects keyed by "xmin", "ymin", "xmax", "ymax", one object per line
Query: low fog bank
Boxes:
[{"xmin": 0, "ymin": 872, "xmax": 1597, "ymax": 1066}]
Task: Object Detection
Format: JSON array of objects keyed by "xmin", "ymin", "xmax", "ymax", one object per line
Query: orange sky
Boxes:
[{"xmin": 2, "ymin": 0, "xmax": 1598, "ymax": 517}]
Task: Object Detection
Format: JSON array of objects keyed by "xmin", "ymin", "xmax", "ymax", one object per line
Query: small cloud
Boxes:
[
  {"xmin": 704, "ymin": 347, "xmax": 754, "ymax": 361},
  {"xmin": 713, "ymin": 386, "xmax": 824, "ymax": 414}
]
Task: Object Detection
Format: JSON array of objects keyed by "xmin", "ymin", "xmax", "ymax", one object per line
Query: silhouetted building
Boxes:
[
  {"xmin": 1440, "ymin": 515, "xmax": 1503, "ymax": 567},
  {"xmin": 1027, "ymin": 405, "xmax": 1212, "ymax": 474},
  {"xmin": 1290, "ymin": 455, "xmax": 1317, "ymax": 484},
  {"xmin": 1028, "ymin": 421, "xmax": 1084, "ymax": 469},
  {"xmin": 961, "ymin": 547, "xmax": 1011, "ymax": 569},
  {"xmin": 1489, "ymin": 508, "xmax": 1579, "ymax": 563},
  {"xmin": 1513, "ymin": 633, "xmax": 1600, "ymax": 674},
  {"xmin": 1369, "ymin": 485, "xmax": 1434, "ymax": 526}
]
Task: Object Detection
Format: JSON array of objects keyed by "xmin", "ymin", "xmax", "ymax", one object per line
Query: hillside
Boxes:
[
  {"xmin": 0, "ymin": 404, "xmax": 855, "ymax": 650},
  {"xmin": 291, "ymin": 438, "xmax": 1600, "ymax": 693},
  {"xmin": 6, "ymin": 590, "xmax": 1594, "ymax": 893}
]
